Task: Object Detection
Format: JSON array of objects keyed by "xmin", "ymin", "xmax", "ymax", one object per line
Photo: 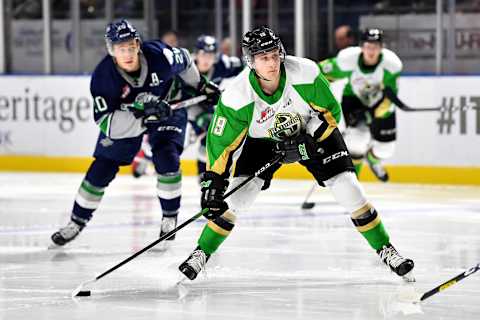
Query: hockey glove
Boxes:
[
  {"xmin": 198, "ymin": 76, "xmax": 222, "ymax": 106},
  {"xmin": 142, "ymin": 95, "xmax": 172, "ymax": 125},
  {"xmin": 274, "ymin": 134, "xmax": 318, "ymax": 164},
  {"xmin": 200, "ymin": 171, "xmax": 229, "ymax": 220}
]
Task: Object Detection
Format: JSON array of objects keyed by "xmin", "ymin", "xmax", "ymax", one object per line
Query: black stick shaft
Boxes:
[
  {"xmin": 420, "ymin": 263, "xmax": 480, "ymax": 301},
  {"xmin": 384, "ymin": 87, "xmax": 441, "ymax": 112},
  {"xmin": 302, "ymin": 182, "xmax": 316, "ymax": 204},
  {"xmin": 93, "ymin": 154, "xmax": 283, "ymax": 282}
]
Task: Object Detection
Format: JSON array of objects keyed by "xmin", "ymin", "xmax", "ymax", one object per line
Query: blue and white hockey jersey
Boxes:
[{"xmin": 90, "ymin": 40, "xmax": 201, "ymax": 139}]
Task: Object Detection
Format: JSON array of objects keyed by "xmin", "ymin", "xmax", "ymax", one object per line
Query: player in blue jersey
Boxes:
[
  {"xmin": 50, "ymin": 19, "xmax": 220, "ymax": 248},
  {"xmin": 131, "ymin": 34, "xmax": 243, "ymax": 177}
]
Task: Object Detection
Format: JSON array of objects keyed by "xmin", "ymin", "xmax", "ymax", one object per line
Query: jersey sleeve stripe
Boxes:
[
  {"xmin": 98, "ymin": 114, "xmax": 112, "ymax": 136},
  {"xmin": 208, "ymin": 128, "xmax": 248, "ymax": 174},
  {"xmin": 308, "ymin": 103, "xmax": 338, "ymax": 141}
]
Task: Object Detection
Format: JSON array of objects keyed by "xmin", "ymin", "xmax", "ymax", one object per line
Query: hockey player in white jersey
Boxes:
[
  {"xmin": 178, "ymin": 26, "xmax": 414, "ymax": 281},
  {"xmin": 319, "ymin": 29, "xmax": 402, "ymax": 182}
]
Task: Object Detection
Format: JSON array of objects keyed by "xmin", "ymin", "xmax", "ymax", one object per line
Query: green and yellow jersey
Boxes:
[
  {"xmin": 206, "ymin": 55, "xmax": 342, "ymax": 175},
  {"xmin": 319, "ymin": 46, "xmax": 402, "ymax": 109}
]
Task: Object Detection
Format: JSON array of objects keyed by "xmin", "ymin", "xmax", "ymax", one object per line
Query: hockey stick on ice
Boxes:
[
  {"xmin": 384, "ymin": 87, "xmax": 442, "ymax": 112},
  {"xmin": 416, "ymin": 263, "xmax": 480, "ymax": 302},
  {"xmin": 72, "ymin": 154, "xmax": 284, "ymax": 298},
  {"xmin": 301, "ymin": 182, "xmax": 317, "ymax": 209}
]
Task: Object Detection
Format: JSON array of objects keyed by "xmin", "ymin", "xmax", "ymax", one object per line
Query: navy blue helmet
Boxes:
[
  {"xmin": 195, "ymin": 35, "xmax": 217, "ymax": 53},
  {"xmin": 105, "ymin": 19, "xmax": 141, "ymax": 55}
]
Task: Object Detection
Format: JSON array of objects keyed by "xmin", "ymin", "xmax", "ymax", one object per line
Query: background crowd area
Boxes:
[{"xmin": 2, "ymin": 0, "xmax": 480, "ymax": 74}]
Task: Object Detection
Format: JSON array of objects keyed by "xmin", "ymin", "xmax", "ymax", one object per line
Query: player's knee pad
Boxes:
[
  {"xmin": 324, "ymin": 171, "xmax": 368, "ymax": 213},
  {"xmin": 371, "ymin": 141, "xmax": 395, "ymax": 159},
  {"xmin": 343, "ymin": 126, "xmax": 371, "ymax": 157},
  {"xmin": 151, "ymin": 142, "xmax": 182, "ymax": 173},
  {"xmin": 157, "ymin": 171, "xmax": 182, "ymax": 200},
  {"xmin": 226, "ymin": 176, "xmax": 264, "ymax": 213}
]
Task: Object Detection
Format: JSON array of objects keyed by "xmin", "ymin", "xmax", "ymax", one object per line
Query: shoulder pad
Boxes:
[
  {"xmin": 336, "ymin": 46, "xmax": 361, "ymax": 70},
  {"xmin": 381, "ymin": 48, "xmax": 402, "ymax": 73},
  {"xmin": 284, "ymin": 55, "xmax": 320, "ymax": 82},
  {"xmin": 219, "ymin": 69, "xmax": 252, "ymax": 109}
]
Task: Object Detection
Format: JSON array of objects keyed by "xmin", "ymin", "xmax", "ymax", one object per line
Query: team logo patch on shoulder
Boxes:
[{"xmin": 256, "ymin": 106, "xmax": 275, "ymax": 124}]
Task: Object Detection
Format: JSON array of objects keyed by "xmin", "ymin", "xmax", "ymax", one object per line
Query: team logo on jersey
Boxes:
[
  {"xmin": 100, "ymin": 137, "xmax": 114, "ymax": 147},
  {"xmin": 267, "ymin": 113, "xmax": 304, "ymax": 141},
  {"xmin": 121, "ymin": 85, "xmax": 130, "ymax": 99},
  {"xmin": 256, "ymin": 106, "xmax": 275, "ymax": 124}
]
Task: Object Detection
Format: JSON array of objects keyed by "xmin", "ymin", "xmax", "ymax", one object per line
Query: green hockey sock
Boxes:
[
  {"xmin": 198, "ymin": 217, "xmax": 235, "ymax": 255},
  {"xmin": 351, "ymin": 204, "xmax": 390, "ymax": 250}
]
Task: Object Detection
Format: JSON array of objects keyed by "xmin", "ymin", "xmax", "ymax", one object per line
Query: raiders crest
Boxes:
[{"xmin": 267, "ymin": 113, "xmax": 304, "ymax": 141}]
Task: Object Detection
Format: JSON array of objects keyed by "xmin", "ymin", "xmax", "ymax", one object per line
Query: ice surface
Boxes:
[{"xmin": 1, "ymin": 172, "xmax": 480, "ymax": 319}]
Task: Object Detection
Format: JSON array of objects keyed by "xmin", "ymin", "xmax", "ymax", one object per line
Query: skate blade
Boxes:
[
  {"xmin": 47, "ymin": 243, "xmax": 64, "ymax": 250},
  {"xmin": 402, "ymin": 271, "xmax": 416, "ymax": 283}
]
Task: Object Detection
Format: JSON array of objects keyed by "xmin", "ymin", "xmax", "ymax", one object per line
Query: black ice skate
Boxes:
[
  {"xmin": 366, "ymin": 152, "xmax": 389, "ymax": 182},
  {"xmin": 51, "ymin": 221, "xmax": 84, "ymax": 246},
  {"xmin": 377, "ymin": 244, "xmax": 415, "ymax": 281},
  {"xmin": 179, "ymin": 246, "xmax": 210, "ymax": 280}
]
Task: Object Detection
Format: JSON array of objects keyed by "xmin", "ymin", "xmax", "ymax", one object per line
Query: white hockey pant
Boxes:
[{"xmin": 343, "ymin": 125, "xmax": 395, "ymax": 159}]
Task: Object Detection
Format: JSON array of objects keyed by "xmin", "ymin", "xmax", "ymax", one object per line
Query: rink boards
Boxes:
[{"xmin": 0, "ymin": 75, "xmax": 479, "ymax": 185}]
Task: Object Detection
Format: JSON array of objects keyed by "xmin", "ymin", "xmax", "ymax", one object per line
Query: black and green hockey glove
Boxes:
[
  {"xmin": 200, "ymin": 171, "xmax": 229, "ymax": 220},
  {"xmin": 274, "ymin": 134, "xmax": 318, "ymax": 164}
]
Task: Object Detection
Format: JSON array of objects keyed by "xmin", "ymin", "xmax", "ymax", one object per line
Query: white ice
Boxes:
[{"xmin": 1, "ymin": 172, "xmax": 480, "ymax": 320}]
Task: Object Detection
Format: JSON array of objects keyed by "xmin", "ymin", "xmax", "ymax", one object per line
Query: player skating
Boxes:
[
  {"xmin": 131, "ymin": 35, "xmax": 243, "ymax": 178},
  {"xmin": 51, "ymin": 19, "xmax": 220, "ymax": 248},
  {"xmin": 319, "ymin": 28, "xmax": 402, "ymax": 182},
  {"xmin": 178, "ymin": 26, "xmax": 414, "ymax": 281}
]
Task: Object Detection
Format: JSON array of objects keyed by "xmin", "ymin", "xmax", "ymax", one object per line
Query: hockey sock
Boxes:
[
  {"xmin": 198, "ymin": 212, "xmax": 235, "ymax": 255},
  {"xmin": 367, "ymin": 150, "xmax": 380, "ymax": 165},
  {"xmin": 352, "ymin": 157, "xmax": 364, "ymax": 177},
  {"xmin": 351, "ymin": 203, "xmax": 389, "ymax": 250},
  {"xmin": 72, "ymin": 179, "xmax": 106, "ymax": 224},
  {"xmin": 157, "ymin": 171, "xmax": 182, "ymax": 212}
]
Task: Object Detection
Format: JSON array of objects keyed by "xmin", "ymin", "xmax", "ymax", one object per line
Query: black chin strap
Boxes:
[{"xmin": 253, "ymin": 69, "xmax": 272, "ymax": 82}]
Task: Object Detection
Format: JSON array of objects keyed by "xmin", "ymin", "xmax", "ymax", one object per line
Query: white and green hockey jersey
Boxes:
[
  {"xmin": 319, "ymin": 46, "xmax": 402, "ymax": 108},
  {"xmin": 206, "ymin": 55, "xmax": 342, "ymax": 175}
]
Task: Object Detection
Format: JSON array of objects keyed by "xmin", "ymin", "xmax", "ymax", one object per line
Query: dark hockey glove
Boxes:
[
  {"xmin": 200, "ymin": 171, "xmax": 229, "ymax": 220},
  {"xmin": 198, "ymin": 76, "xmax": 221, "ymax": 106},
  {"xmin": 142, "ymin": 95, "xmax": 172, "ymax": 125},
  {"xmin": 274, "ymin": 134, "xmax": 318, "ymax": 164}
]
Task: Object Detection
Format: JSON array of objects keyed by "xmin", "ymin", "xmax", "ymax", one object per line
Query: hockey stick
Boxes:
[
  {"xmin": 301, "ymin": 182, "xmax": 317, "ymax": 209},
  {"xmin": 384, "ymin": 87, "xmax": 442, "ymax": 112},
  {"xmin": 416, "ymin": 263, "xmax": 480, "ymax": 302},
  {"xmin": 170, "ymin": 94, "xmax": 208, "ymax": 110},
  {"xmin": 72, "ymin": 154, "xmax": 284, "ymax": 298}
]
